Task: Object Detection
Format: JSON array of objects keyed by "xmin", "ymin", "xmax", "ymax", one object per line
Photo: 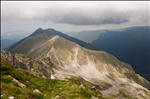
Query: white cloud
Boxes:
[{"xmin": 1, "ymin": 1, "xmax": 149, "ymax": 35}]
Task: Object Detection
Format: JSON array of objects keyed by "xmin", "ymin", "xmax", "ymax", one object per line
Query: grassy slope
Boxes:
[
  {"xmin": 9, "ymin": 34, "xmax": 150, "ymax": 90},
  {"xmin": 1, "ymin": 59, "xmax": 107, "ymax": 99}
]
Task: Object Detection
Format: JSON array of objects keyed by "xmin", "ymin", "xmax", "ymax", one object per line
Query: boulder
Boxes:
[
  {"xmin": 33, "ymin": 89, "xmax": 42, "ymax": 93},
  {"xmin": 9, "ymin": 96, "xmax": 15, "ymax": 99},
  {"xmin": 13, "ymin": 78, "xmax": 26, "ymax": 88}
]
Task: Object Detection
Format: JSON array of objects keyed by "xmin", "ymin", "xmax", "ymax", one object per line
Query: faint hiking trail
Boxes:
[{"xmin": 101, "ymin": 81, "xmax": 120, "ymax": 97}]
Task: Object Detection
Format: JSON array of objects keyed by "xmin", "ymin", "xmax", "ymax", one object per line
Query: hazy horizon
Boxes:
[{"xmin": 1, "ymin": 1, "xmax": 150, "ymax": 37}]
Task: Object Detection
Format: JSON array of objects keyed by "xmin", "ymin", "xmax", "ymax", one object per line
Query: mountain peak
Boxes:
[
  {"xmin": 37, "ymin": 28, "xmax": 43, "ymax": 30},
  {"xmin": 45, "ymin": 28, "xmax": 57, "ymax": 32},
  {"xmin": 9, "ymin": 28, "xmax": 97, "ymax": 54},
  {"xmin": 30, "ymin": 28, "xmax": 44, "ymax": 36},
  {"xmin": 30, "ymin": 28, "xmax": 60, "ymax": 37},
  {"xmin": 45, "ymin": 28, "xmax": 62, "ymax": 35}
]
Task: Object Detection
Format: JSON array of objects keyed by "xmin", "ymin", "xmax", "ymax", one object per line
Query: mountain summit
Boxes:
[
  {"xmin": 30, "ymin": 28, "xmax": 45, "ymax": 36},
  {"xmin": 9, "ymin": 28, "xmax": 97, "ymax": 52}
]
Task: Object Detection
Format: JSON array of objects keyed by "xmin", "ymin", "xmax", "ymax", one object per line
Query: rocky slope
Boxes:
[
  {"xmin": 2, "ymin": 49, "xmax": 150, "ymax": 98},
  {"xmin": 3, "ymin": 28, "xmax": 149, "ymax": 98},
  {"xmin": 68, "ymin": 26, "xmax": 150, "ymax": 81},
  {"xmin": 1, "ymin": 56, "xmax": 104, "ymax": 99}
]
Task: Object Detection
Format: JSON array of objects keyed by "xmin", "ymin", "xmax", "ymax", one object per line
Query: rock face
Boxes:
[
  {"xmin": 1, "ymin": 50, "xmax": 54, "ymax": 79},
  {"xmin": 2, "ymin": 28, "xmax": 150, "ymax": 98}
]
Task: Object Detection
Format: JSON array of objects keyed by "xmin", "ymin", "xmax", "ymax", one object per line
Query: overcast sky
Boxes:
[{"xmin": 1, "ymin": 1, "xmax": 150, "ymax": 37}]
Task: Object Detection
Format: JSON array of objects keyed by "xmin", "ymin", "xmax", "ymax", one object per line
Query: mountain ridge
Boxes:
[
  {"xmin": 6, "ymin": 28, "xmax": 150, "ymax": 98},
  {"xmin": 8, "ymin": 28, "xmax": 97, "ymax": 52},
  {"xmin": 67, "ymin": 26, "xmax": 150, "ymax": 81}
]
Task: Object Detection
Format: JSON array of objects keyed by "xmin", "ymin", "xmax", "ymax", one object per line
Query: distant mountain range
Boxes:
[
  {"xmin": 1, "ymin": 39, "xmax": 17, "ymax": 50},
  {"xmin": 66, "ymin": 30, "xmax": 108, "ymax": 43},
  {"xmin": 1, "ymin": 33, "xmax": 29, "ymax": 50},
  {"xmin": 68, "ymin": 26, "xmax": 150, "ymax": 82}
]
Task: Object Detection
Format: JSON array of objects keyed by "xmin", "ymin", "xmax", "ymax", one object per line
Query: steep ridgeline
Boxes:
[
  {"xmin": 68, "ymin": 26, "xmax": 150, "ymax": 82},
  {"xmin": 8, "ymin": 28, "xmax": 97, "ymax": 53},
  {"xmin": 6, "ymin": 28, "xmax": 150, "ymax": 98}
]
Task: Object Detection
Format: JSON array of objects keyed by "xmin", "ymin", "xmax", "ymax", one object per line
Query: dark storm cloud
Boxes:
[{"xmin": 50, "ymin": 10, "xmax": 129, "ymax": 25}]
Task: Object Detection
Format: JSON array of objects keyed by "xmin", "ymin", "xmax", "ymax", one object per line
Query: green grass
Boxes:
[
  {"xmin": 110, "ymin": 89, "xmax": 133, "ymax": 99},
  {"xmin": 118, "ymin": 89, "xmax": 132, "ymax": 99},
  {"xmin": 124, "ymin": 72, "xmax": 150, "ymax": 90},
  {"xmin": 1, "ymin": 59, "xmax": 105, "ymax": 99}
]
